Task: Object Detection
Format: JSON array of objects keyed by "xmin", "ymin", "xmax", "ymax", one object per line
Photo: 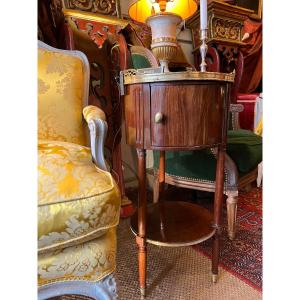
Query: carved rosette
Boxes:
[{"xmin": 64, "ymin": 0, "xmax": 117, "ymax": 15}]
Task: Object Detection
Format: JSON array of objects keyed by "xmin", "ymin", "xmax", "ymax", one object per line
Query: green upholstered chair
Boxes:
[{"xmin": 129, "ymin": 45, "xmax": 262, "ymax": 240}]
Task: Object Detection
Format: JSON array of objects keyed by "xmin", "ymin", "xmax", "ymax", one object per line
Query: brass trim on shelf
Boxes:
[
  {"xmin": 63, "ymin": 8, "xmax": 130, "ymax": 27},
  {"xmin": 121, "ymin": 70, "xmax": 235, "ymax": 87},
  {"xmin": 130, "ymin": 226, "xmax": 216, "ymax": 247}
]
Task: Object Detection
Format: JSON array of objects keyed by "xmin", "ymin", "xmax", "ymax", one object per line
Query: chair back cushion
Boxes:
[
  {"xmin": 38, "ymin": 43, "xmax": 89, "ymax": 145},
  {"xmin": 130, "ymin": 45, "xmax": 159, "ymax": 69}
]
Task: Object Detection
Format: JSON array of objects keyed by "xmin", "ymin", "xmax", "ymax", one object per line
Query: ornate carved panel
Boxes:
[
  {"xmin": 187, "ymin": 0, "xmax": 250, "ymax": 50},
  {"xmin": 187, "ymin": 0, "xmax": 250, "ymax": 72},
  {"xmin": 211, "ymin": 18, "xmax": 242, "ymax": 41},
  {"xmin": 68, "ymin": 16, "xmax": 119, "ymax": 47},
  {"xmin": 63, "ymin": 0, "xmax": 119, "ymax": 16}
]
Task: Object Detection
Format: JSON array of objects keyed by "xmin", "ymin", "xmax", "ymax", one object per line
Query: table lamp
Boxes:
[{"xmin": 128, "ymin": 0, "xmax": 198, "ymax": 72}]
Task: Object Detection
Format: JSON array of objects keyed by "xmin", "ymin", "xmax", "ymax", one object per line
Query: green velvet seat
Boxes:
[{"xmin": 154, "ymin": 130, "xmax": 262, "ymax": 181}]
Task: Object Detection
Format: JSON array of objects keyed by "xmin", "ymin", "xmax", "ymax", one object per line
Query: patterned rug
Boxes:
[{"xmin": 192, "ymin": 187, "xmax": 262, "ymax": 291}]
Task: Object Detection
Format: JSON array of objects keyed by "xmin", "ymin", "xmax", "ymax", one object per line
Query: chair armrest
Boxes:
[
  {"xmin": 229, "ymin": 104, "xmax": 244, "ymax": 130},
  {"xmin": 83, "ymin": 105, "xmax": 108, "ymax": 171}
]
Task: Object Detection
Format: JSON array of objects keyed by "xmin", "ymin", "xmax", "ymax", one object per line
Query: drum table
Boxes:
[{"xmin": 120, "ymin": 69, "xmax": 234, "ymax": 297}]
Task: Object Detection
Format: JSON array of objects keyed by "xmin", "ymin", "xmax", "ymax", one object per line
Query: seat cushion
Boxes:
[
  {"xmin": 153, "ymin": 130, "xmax": 262, "ymax": 181},
  {"xmin": 38, "ymin": 140, "xmax": 120, "ymax": 254},
  {"xmin": 226, "ymin": 129, "xmax": 262, "ymax": 174},
  {"xmin": 38, "ymin": 227, "xmax": 116, "ymax": 286}
]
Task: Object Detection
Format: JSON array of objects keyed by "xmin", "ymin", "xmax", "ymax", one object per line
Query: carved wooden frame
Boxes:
[
  {"xmin": 38, "ymin": 274, "xmax": 117, "ymax": 300},
  {"xmin": 235, "ymin": 0, "xmax": 263, "ymax": 20}
]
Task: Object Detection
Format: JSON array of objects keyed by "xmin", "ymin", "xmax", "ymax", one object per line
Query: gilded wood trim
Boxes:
[
  {"xmin": 249, "ymin": 0, "xmax": 262, "ymax": 20},
  {"xmin": 62, "ymin": 0, "xmax": 120, "ymax": 17},
  {"xmin": 63, "ymin": 8, "xmax": 129, "ymax": 27}
]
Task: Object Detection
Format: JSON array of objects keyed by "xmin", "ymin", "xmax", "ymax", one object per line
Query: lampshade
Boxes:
[{"xmin": 128, "ymin": 0, "xmax": 198, "ymax": 24}]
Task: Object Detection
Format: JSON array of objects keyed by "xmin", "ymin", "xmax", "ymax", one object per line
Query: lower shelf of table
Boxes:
[{"xmin": 130, "ymin": 201, "xmax": 216, "ymax": 247}]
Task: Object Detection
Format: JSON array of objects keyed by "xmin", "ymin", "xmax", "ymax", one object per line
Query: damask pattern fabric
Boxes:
[
  {"xmin": 38, "ymin": 228, "xmax": 116, "ymax": 286},
  {"xmin": 38, "ymin": 48, "xmax": 87, "ymax": 145},
  {"xmin": 38, "ymin": 140, "xmax": 120, "ymax": 254}
]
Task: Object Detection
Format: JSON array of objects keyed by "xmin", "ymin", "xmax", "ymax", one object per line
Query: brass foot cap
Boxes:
[
  {"xmin": 212, "ymin": 274, "xmax": 218, "ymax": 283},
  {"xmin": 140, "ymin": 287, "xmax": 146, "ymax": 297},
  {"xmin": 228, "ymin": 232, "xmax": 235, "ymax": 240}
]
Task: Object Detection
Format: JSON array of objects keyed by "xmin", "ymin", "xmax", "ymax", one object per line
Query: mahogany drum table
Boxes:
[{"xmin": 121, "ymin": 70, "xmax": 234, "ymax": 297}]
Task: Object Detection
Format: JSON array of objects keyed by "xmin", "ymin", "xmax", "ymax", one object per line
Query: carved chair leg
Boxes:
[
  {"xmin": 153, "ymin": 175, "xmax": 160, "ymax": 203},
  {"xmin": 257, "ymin": 162, "xmax": 263, "ymax": 187},
  {"xmin": 226, "ymin": 191, "xmax": 238, "ymax": 240},
  {"xmin": 242, "ymin": 183, "xmax": 252, "ymax": 193}
]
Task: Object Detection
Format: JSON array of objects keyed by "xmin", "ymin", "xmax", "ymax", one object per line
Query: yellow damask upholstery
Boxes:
[
  {"xmin": 38, "ymin": 228, "xmax": 116, "ymax": 286},
  {"xmin": 38, "ymin": 48, "xmax": 87, "ymax": 145},
  {"xmin": 38, "ymin": 42, "xmax": 121, "ymax": 289},
  {"xmin": 38, "ymin": 140, "xmax": 120, "ymax": 254}
]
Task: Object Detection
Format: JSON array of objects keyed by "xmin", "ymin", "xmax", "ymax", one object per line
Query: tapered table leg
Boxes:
[
  {"xmin": 157, "ymin": 151, "xmax": 167, "ymax": 240},
  {"xmin": 153, "ymin": 151, "xmax": 165, "ymax": 203},
  {"xmin": 212, "ymin": 147, "xmax": 225, "ymax": 283},
  {"xmin": 158, "ymin": 151, "xmax": 165, "ymax": 194},
  {"xmin": 136, "ymin": 149, "xmax": 147, "ymax": 297}
]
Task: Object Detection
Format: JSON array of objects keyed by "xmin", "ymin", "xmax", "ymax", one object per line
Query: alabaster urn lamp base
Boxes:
[{"xmin": 147, "ymin": 13, "xmax": 182, "ymax": 72}]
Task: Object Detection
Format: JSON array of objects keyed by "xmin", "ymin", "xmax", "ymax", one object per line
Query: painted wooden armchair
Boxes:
[
  {"xmin": 129, "ymin": 45, "xmax": 262, "ymax": 240},
  {"xmin": 38, "ymin": 41, "xmax": 120, "ymax": 299}
]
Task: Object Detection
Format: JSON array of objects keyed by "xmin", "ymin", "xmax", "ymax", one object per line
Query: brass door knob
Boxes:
[{"xmin": 155, "ymin": 112, "xmax": 164, "ymax": 124}]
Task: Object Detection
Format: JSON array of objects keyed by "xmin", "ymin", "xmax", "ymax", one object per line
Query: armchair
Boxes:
[
  {"xmin": 152, "ymin": 48, "xmax": 262, "ymax": 240},
  {"xmin": 38, "ymin": 41, "xmax": 120, "ymax": 299},
  {"xmin": 128, "ymin": 45, "xmax": 262, "ymax": 240}
]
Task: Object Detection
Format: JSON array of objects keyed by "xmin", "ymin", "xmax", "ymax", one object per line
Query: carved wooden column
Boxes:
[{"xmin": 63, "ymin": 10, "xmax": 135, "ymax": 216}]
